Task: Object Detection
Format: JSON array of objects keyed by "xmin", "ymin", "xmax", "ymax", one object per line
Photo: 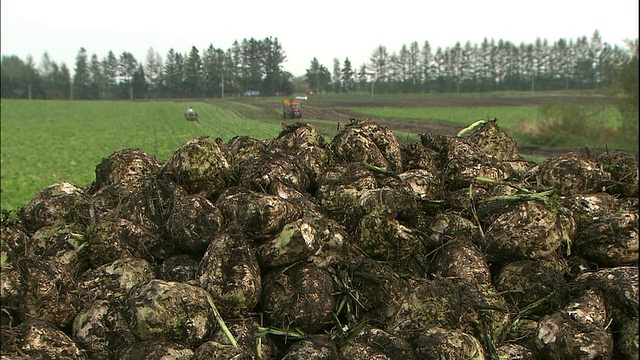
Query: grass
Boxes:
[{"xmin": 351, "ymin": 106, "xmax": 539, "ymax": 129}]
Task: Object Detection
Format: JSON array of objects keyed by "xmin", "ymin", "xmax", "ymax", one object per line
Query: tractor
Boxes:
[
  {"xmin": 282, "ymin": 99, "xmax": 302, "ymax": 119},
  {"xmin": 185, "ymin": 107, "xmax": 199, "ymax": 121}
]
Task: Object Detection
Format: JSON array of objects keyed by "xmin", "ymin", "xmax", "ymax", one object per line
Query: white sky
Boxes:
[{"xmin": 1, "ymin": 0, "xmax": 638, "ymax": 77}]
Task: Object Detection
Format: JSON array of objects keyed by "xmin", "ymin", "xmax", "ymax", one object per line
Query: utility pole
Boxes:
[
  {"xmin": 221, "ymin": 73, "xmax": 225, "ymax": 98},
  {"xmin": 366, "ymin": 72, "xmax": 375, "ymax": 98}
]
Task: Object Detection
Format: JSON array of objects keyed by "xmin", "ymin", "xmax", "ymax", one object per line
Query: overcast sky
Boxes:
[{"xmin": 1, "ymin": 0, "xmax": 638, "ymax": 77}]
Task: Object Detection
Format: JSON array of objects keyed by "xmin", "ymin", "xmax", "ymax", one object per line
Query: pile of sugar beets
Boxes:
[{"xmin": 1, "ymin": 117, "xmax": 638, "ymax": 359}]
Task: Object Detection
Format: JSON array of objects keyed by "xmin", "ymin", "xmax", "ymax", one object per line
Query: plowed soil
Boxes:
[{"xmin": 264, "ymin": 95, "xmax": 616, "ymax": 158}]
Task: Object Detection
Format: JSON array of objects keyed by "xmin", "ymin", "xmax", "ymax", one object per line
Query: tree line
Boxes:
[{"xmin": 1, "ymin": 31, "xmax": 637, "ymax": 100}]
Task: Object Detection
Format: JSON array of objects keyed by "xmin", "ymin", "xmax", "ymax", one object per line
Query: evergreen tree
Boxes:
[
  {"xmin": 89, "ymin": 53, "xmax": 105, "ymax": 99},
  {"xmin": 305, "ymin": 57, "xmax": 321, "ymax": 92},
  {"xmin": 332, "ymin": 58, "xmax": 341, "ymax": 93},
  {"xmin": 407, "ymin": 41, "xmax": 421, "ymax": 92},
  {"xmin": 132, "ymin": 64, "xmax": 147, "ymax": 99},
  {"xmin": 421, "ymin": 41, "xmax": 433, "ymax": 92},
  {"xmin": 227, "ymin": 41, "xmax": 242, "ymax": 96},
  {"xmin": 56, "ymin": 63, "xmax": 72, "ymax": 99},
  {"xmin": 184, "ymin": 46, "xmax": 203, "ymax": 97},
  {"xmin": 39, "ymin": 52, "xmax": 56, "ymax": 98},
  {"xmin": 102, "ymin": 51, "xmax": 119, "ymax": 99},
  {"xmin": 145, "ymin": 47, "xmax": 163, "ymax": 99},
  {"xmin": 73, "ymin": 47, "xmax": 91, "ymax": 99},
  {"xmin": 370, "ymin": 45, "xmax": 389, "ymax": 92},
  {"xmin": 163, "ymin": 48, "xmax": 182, "ymax": 98},
  {"xmin": 341, "ymin": 57, "xmax": 355, "ymax": 92},
  {"xmin": 119, "ymin": 51, "xmax": 138, "ymax": 100}
]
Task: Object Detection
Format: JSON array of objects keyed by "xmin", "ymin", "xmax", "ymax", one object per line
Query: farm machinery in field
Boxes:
[
  {"xmin": 282, "ymin": 99, "xmax": 302, "ymax": 119},
  {"xmin": 185, "ymin": 107, "xmax": 199, "ymax": 122}
]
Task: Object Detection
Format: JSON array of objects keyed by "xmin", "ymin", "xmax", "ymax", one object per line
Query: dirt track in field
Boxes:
[{"xmin": 260, "ymin": 95, "xmax": 617, "ymax": 158}]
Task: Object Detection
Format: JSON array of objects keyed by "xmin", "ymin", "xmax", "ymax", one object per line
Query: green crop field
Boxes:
[{"xmin": 0, "ymin": 99, "xmax": 286, "ymax": 212}]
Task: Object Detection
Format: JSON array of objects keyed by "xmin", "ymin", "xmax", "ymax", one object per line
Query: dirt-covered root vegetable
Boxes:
[
  {"xmin": 18, "ymin": 258, "xmax": 78, "ymax": 328},
  {"xmin": 165, "ymin": 194, "xmax": 224, "ymax": 254},
  {"xmin": 564, "ymin": 288, "xmax": 609, "ymax": 328},
  {"xmin": 86, "ymin": 215, "xmax": 169, "ymax": 267},
  {"xmin": 124, "ymin": 279, "xmax": 217, "ymax": 348},
  {"xmin": 238, "ymin": 152, "xmax": 312, "ymax": 195},
  {"xmin": 493, "ymin": 259, "xmax": 569, "ymax": 317},
  {"xmin": 597, "ymin": 149, "xmax": 638, "ymax": 197},
  {"xmin": 425, "ymin": 212, "xmax": 477, "ymax": 245},
  {"xmin": 505, "ymin": 318, "xmax": 539, "ymax": 354},
  {"xmin": 119, "ymin": 177, "xmax": 187, "ymax": 235},
  {"xmin": 355, "ymin": 212, "xmax": 425, "ymax": 263},
  {"xmin": 118, "ymin": 340, "xmax": 194, "ymax": 360},
  {"xmin": 420, "ymin": 132, "xmax": 451, "ymax": 155},
  {"xmin": 90, "ymin": 183, "xmax": 133, "ymax": 213},
  {"xmin": 354, "ymin": 187, "xmax": 424, "ymax": 226},
  {"xmin": 572, "ymin": 266, "xmax": 639, "ymax": 324},
  {"xmin": 314, "ymin": 163, "xmax": 378, "ymax": 228},
  {"xmin": 530, "ymin": 151, "xmax": 612, "ymax": 196},
  {"xmin": 72, "ymin": 299, "xmax": 137, "ymax": 359},
  {"xmin": 215, "ymin": 187, "xmax": 302, "ymax": 238},
  {"xmin": 0, "ymin": 261, "xmax": 22, "ymax": 326},
  {"xmin": 156, "ymin": 254, "xmax": 199, "ymax": 283},
  {"xmin": 19, "ymin": 181, "xmax": 93, "ymax": 234},
  {"xmin": 333, "ymin": 256, "xmax": 410, "ymax": 326},
  {"xmin": 269, "ymin": 121, "xmax": 330, "ymax": 184},
  {"xmin": 261, "ymin": 262, "xmax": 336, "ymax": 333},
  {"xmin": 443, "ymin": 137, "xmax": 510, "ymax": 190},
  {"xmin": 226, "ymin": 135, "xmax": 269, "ymax": 169},
  {"xmin": 304, "ymin": 215, "xmax": 349, "ymax": 268},
  {"xmin": 430, "ymin": 236, "xmax": 492, "ymax": 286},
  {"xmin": 75, "ymin": 257, "xmax": 155, "ymax": 309},
  {"xmin": 574, "ymin": 209, "xmax": 639, "ymax": 266},
  {"xmin": 615, "ymin": 317, "xmax": 639, "ymax": 360},
  {"xmin": 502, "ymin": 159, "xmax": 537, "ymax": 181},
  {"xmin": 197, "ymin": 232, "xmax": 261, "ymax": 315},
  {"xmin": 339, "ymin": 326, "xmax": 417, "ymax": 360},
  {"xmin": 412, "ymin": 326, "xmax": 485, "ymax": 360},
  {"xmin": 0, "ymin": 319, "xmax": 85, "ymax": 359},
  {"xmin": 159, "ymin": 135, "xmax": 232, "ymax": 199},
  {"xmin": 330, "ymin": 118, "xmax": 404, "ymax": 173},
  {"xmin": 535, "ymin": 311, "xmax": 613, "ymax": 359},
  {"xmin": 27, "ymin": 223, "xmax": 88, "ymax": 277},
  {"xmin": 271, "ymin": 121, "xmax": 327, "ymax": 150},
  {"xmin": 384, "ymin": 168, "xmax": 444, "ymax": 205},
  {"xmin": 258, "ymin": 217, "xmax": 321, "ymax": 268},
  {"xmin": 444, "ymin": 186, "xmax": 490, "ymax": 213},
  {"xmin": 480, "ymin": 200, "xmax": 566, "ymax": 262},
  {"xmin": 1, "ymin": 210, "xmax": 28, "ymax": 260},
  {"xmin": 560, "ymin": 192, "xmax": 620, "ymax": 232},
  {"xmin": 0, "ymin": 219, "xmax": 25, "ymax": 323},
  {"xmin": 401, "ymin": 142, "xmax": 443, "ymax": 171},
  {"xmin": 387, "ymin": 278, "xmax": 510, "ymax": 344},
  {"xmin": 279, "ymin": 334, "xmax": 339, "ymax": 360},
  {"xmin": 496, "ymin": 343, "xmax": 536, "ymax": 360},
  {"xmin": 465, "ymin": 118, "xmax": 521, "ymax": 161},
  {"xmin": 90, "ymin": 148, "xmax": 161, "ymax": 193},
  {"xmin": 534, "ymin": 288, "xmax": 613, "ymax": 360},
  {"xmin": 196, "ymin": 319, "xmax": 277, "ymax": 360}
]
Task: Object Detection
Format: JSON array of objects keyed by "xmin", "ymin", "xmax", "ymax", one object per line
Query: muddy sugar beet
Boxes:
[{"xmin": 1, "ymin": 118, "xmax": 638, "ymax": 359}]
